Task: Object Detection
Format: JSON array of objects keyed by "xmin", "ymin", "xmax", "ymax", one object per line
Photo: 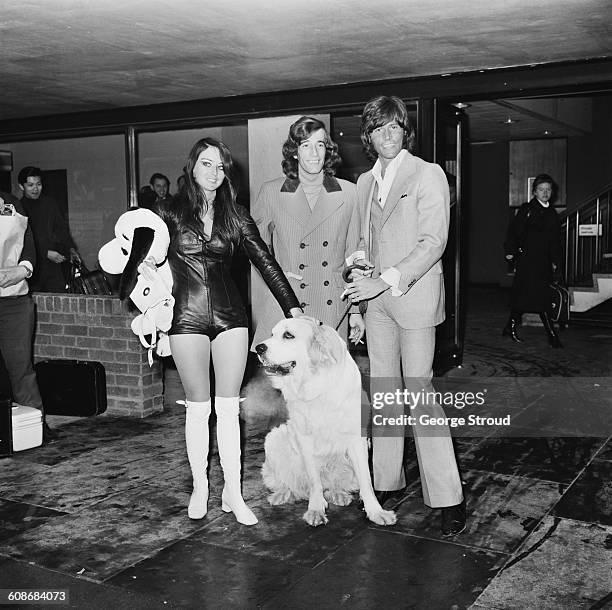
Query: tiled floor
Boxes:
[{"xmin": 0, "ymin": 286, "xmax": 610, "ymax": 609}]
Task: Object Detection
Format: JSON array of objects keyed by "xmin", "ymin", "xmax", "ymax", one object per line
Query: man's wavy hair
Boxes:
[
  {"xmin": 360, "ymin": 96, "xmax": 416, "ymax": 162},
  {"xmin": 167, "ymin": 137, "xmax": 241, "ymax": 251},
  {"xmin": 281, "ymin": 116, "xmax": 341, "ymax": 179}
]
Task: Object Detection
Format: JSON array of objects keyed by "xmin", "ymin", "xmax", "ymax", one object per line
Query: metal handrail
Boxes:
[{"xmin": 560, "ymin": 183, "xmax": 612, "ymax": 286}]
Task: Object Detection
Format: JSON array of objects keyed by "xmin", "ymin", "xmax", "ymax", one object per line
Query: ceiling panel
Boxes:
[{"xmin": 0, "ymin": 0, "xmax": 610, "ymax": 122}]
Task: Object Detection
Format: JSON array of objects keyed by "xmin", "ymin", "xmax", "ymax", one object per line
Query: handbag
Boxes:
[
  {"xmin": 549, "ymin": 281, "xmax": 570, "ymax": 324},
  {"xmin": 69, "ymin": 260, "xmax": 112, "ymax": 296}
]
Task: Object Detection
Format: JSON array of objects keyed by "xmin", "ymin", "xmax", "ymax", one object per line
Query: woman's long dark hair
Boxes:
[{"xmin": 170, "ymin": 137, "xmax": 242, "ymax": 249}]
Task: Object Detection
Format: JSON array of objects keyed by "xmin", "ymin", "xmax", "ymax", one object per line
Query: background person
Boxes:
[
  {"xmin": 344, "ymin": 95, "xmax": 465, "ymax": 537},
  {"xmin": 149, "ymin": 172, "xmax": 172, "ymax": 203},
  {"xmin": 153, "ymin": 137, "xmax": 301, "ymax": 525},
  {"xmin": 0, "ymin": 190, "xmax": 52, "ymax": 441},
  {"xmin": 251, "ymin": 116, "xmax": 364, "ymax": 347},
  {"xmin": 503, "ymin": 173, "xmax": 563, "ymax": 348},
  {"xmin": 17, "ymin": 166, "xmax": 80, "ymax": 293}
]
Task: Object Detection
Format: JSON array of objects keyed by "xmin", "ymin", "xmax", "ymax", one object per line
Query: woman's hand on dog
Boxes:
[
  {"xmin": 348, "ymin": 313, "xmax": 365, "ymax": 344},
  {"xmin": 289, "ymin": 307, "xmax": 304, "ymax": 318}
]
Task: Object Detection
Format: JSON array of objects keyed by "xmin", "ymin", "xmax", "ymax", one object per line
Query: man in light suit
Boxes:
[
  {"xmin": 344, "ymin": 96, "xmax": 465, "ymax": 536},
  {"xmin": 251, "ymin": 116, "xmax": 364, "ymax": 348}
]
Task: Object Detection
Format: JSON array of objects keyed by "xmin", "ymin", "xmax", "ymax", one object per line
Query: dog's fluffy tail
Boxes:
[{"xmin": 241, "ymin": 371, "xmax": 288, "ymax": 426}]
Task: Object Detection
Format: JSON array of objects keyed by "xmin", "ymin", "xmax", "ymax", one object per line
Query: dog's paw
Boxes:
[
  {"xmin": 303, "ymin": 509, "xmax": 329, "ymax": 527},
  {"xmin": 267, "ymin": 489, "xmax": 296, "ymax": 505},
  {"xmin": 367, "ymin": 509, "xmax": 397, "ymax": 526},
  {"xmin": 324, "ymin": 490, "xmax": 353, "ymax": 506}
]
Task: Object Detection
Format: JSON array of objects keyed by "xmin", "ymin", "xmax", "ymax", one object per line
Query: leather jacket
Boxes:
[{"xmin": 158, "ymin": 203, "xmax": 299, "ymax": 334}]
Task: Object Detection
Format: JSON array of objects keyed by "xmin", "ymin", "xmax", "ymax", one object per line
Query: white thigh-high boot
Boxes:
[
  {"xmin": 185, "ymin": 399, "xmax": 211, "ymax": 519},
  {"xmin": 215, "ymin": 396, "xmax": 258, "ymax": 525}
]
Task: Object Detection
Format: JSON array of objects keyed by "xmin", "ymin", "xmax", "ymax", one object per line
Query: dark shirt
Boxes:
[
  {"xmin": 21, "ymin": 194, "xmax": 76, "ymax": 292},
  {"xmin": 21, "ymin": 194, "xmax": 76, "ymax": 260}
]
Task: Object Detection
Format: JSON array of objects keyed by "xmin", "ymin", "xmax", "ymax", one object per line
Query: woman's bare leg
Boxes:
[
  {"xmin": 211, "ymin": 327, "xmax": 257, "ymax": 525},
  {"xmin": 170, "ymin": 334, "xmax": 212, "ymax": 519}
]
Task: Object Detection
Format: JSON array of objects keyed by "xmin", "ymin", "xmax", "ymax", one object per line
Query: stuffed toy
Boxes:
[{"xmin": 99, "ymin": 208, "xmax": 173, "ymax": 365}]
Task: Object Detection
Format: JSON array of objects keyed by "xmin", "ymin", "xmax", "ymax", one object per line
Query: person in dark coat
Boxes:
[
  {"xmin": 17, "ymin": 166, "xmax": 80, "ymax": 292},
  {"xmin": 503, "ymin": 173, "xmax": 563, "ymax": 348}
]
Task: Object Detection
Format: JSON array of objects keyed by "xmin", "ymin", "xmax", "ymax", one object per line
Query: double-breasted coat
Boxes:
[
  {"xmin": 504, "ymin": 198, "xmax": 562, "ymax": 312},
  {"xmin": 251, "ymin": 174, "xmax": 360, "ymax": 347}
]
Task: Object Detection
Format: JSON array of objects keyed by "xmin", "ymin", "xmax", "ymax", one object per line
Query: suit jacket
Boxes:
[
  {"xmin": 251, "ymin": 174, "xmax": 360, "ymax": 346},
  {"xmin": 356, "ymin": 151, "xmax": 449, "ymax": 329}
]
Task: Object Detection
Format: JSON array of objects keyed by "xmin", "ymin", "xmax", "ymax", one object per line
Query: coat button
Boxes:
[
  {"xmin": 300, "ymin": 242, "xmax": 306, "ymax": 249},
  {"xmin": 300, "ymin": 283, "xmax": 306, "ymax": 289},
  {"xmin": 323, "ymin": 241, "xmax": 328, "ymax": 247},
  {"xmin": 323, "ymin": 280, "xmax": 329, "ymax": 286},
  {"xmin": 299, "ymin": 264, "xmax": 305, "ymax": 270},
  {"xmin": 322, "ymin": 261, "xmax": 328, "ymax": 267},
  {"xmin": 326, "ymin": 299, "xmax": 333, "ymax": 305}
]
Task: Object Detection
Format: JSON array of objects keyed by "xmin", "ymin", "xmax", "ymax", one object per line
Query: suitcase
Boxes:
[
  {"xmin": 549, "ymin": 282, "xmax": 570, "ymax": 324},
  {"xmin": 11, "ymin": 404, "xmax": 43, "ymax": 451},
  {"xmin": 35, "ymin": 360, "xmax": 107, "ymax": 416}
]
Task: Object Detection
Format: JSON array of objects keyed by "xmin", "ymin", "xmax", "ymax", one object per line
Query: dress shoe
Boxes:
[
  {"xmin": 42, "ymin": 422, "xmax": 60, "ymax": 443},
  {"xmin": 374, "ymin": 488, "xmax": 406, "ymax": 508},
  {"xmin": 441, "ymin": 501, "xmax": 466, "ymax": 537}
]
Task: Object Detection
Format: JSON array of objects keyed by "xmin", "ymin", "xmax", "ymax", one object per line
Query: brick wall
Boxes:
[{"xmin": 32, "ymin": 293, "xmax": 164, "ymax": 417}]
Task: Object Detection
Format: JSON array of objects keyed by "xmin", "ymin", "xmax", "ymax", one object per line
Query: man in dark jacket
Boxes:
[{"xmin": 18, "ymin": 166, "xmax": 79, "ymax": 292}]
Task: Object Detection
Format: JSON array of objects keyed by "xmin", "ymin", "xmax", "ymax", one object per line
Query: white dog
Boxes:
[{"xmin": 254, "ymin": 316, "xmax": 397, "ymax": 527}]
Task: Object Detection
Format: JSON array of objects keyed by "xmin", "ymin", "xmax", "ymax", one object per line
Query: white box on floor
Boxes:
[{"xmin": 11, "ymin": 405, "xmax": 43, "ymax": 452}]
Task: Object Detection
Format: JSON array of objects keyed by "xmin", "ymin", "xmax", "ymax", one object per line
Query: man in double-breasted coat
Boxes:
[
  {"xmin": 344, "ymin": 96, "xmax": 466, "ymax": 537},
  {"xmin": 251, "ymin": 116, "xmax": 363, "ymax": 348}
]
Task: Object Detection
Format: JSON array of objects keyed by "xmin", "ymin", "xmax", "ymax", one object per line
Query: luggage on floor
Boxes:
[
  {"xmin": 549, "ymin": 282, "xmax": 570, "ymax": 324},
  {"xmin": 11, "ymin": 404, "xmax": 43, "ymax": 451},
  {"xmin": 35, "ymin": 360, "xmax": 107, "ymax": 416},
  {"xmin": 0, "ymin": 397, "xmax": 13, "ymax": 457}
]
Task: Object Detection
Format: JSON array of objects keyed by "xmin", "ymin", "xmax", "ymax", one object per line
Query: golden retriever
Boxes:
[{"xmin": 254, "ymin": 316, "xmax": 397, "ymax": 527}]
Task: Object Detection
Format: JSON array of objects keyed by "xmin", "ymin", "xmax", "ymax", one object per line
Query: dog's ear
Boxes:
[
  {"xmin": 308, "ymin": 323, "xmax": 346, "ymax": 369},
  {"xmin": 118, "ymin": 227, "xmax": 155, "ymax": 301}
]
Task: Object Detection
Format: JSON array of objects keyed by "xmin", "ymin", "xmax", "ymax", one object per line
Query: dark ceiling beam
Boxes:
[{"xmin": 0, "ymin": 57, "xmax": 610, "ymax": 142}]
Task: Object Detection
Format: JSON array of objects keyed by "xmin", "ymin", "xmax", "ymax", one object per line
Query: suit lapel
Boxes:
[
  {"xmin": 303, "ymin": 175, "xmax": 343, "ymax": 237},
  {"xmin": 362, "ymin": 174, "xmax": 376, "ymax": 258},
  {"xmin": 279, "ymin": 178, "xmax": 312, "ymax": 229},
  {"xmin": 381, "ymin": 153, "xmax": 416, "ymax": 227}
]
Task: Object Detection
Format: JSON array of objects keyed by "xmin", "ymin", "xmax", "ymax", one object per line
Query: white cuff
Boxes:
[
  {"xmin": 19, "ymin": 261, "xmax": 33, "ymax": 277},
  {"xmin": 379, "ymin": 267, "xmax": 403, "ymax": 297},
  {"xmin": 346, "ymin": 250, "xmax": 366, "ymax": 266}
]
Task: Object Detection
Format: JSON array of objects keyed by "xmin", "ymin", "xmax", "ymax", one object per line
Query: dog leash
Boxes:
[{"xmin": 335, "ymin": 302, "xmax": 353, "ymax": 331}]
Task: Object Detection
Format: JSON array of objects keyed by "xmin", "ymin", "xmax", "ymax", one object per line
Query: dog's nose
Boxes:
[{"xmin": 255, "ymin": 343, "xmax": 267, "ymax": 355}]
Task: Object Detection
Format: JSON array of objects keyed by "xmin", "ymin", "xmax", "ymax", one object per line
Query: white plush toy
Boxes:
[{"xmin": 98, "ymin": 208, "xmax": 173, "ymax": 365}]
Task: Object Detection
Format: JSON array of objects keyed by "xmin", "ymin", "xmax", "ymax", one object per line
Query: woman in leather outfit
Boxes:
[{"xmin": 155, "ymin": 138, "xmax": 302, "ymax": 525}]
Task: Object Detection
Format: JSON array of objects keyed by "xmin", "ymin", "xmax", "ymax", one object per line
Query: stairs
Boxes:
[{"xmin": 570, "ymin": 273, "xmax": 612, "ymax": 312}]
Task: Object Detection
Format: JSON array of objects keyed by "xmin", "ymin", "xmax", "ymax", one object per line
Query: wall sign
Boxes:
[{"xmin": 578, "ymin": 224, "xmax": 602, "ymax": 237}]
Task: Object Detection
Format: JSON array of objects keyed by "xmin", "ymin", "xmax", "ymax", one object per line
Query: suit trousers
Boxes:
[
  {"xmin": 0, "ymin": 296, "xmax": 44, "ymax": 411},
  {"xmin": 366, "ymin": 294, "xmax": 463, "ymax": 507}
]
